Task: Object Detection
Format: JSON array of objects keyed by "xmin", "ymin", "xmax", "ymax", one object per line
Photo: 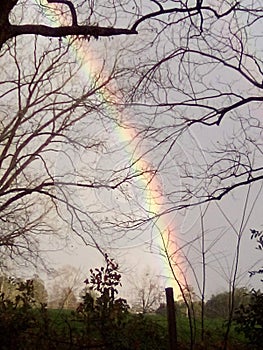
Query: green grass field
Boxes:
[
  {"xmin": 45, "ymin": 309, "xmax": 250, "ymax": 349},
  {"xmin": 0, "ymin": 306, "xmax": 250, "ymax": 349},
  {"xmin": 141, "ymin": 312, "xmax": 249, "ymax": 349}
]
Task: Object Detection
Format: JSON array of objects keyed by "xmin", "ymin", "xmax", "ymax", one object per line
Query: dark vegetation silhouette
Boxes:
[
  {"xmin": 0, "ymin": 255, "xmax": 258, "ymax": 350},
  {"xmin": 0, "ymin": 255, "xmax": 168, "ymax": 350},
  {"xmin": 233, "ymin": 229, "xmax": 263, "ymax": 349}
]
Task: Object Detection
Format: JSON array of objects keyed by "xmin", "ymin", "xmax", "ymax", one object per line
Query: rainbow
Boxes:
[{"xmin": 36, "ymin": 0, "xmax": 184, "ymax": 297}]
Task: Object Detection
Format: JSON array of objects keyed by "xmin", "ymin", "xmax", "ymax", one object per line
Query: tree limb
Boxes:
[
  {"xmin": 8, "ymin": 24, "xmax": 137, "ymax": 41},
  {"xmin": 131, "ymin": 2, "xmax": 239, "ymax": 31},
  {"xmin": 47, "ymin": 0, "xmax": 78, "ymax": 25}
]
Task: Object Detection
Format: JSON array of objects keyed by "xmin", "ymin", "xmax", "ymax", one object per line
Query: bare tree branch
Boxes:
[
  {"xmin": 9, "ymin": 24, "xmax": 137, "ymax": 41},
  {"xmin": 47, "ymin": 0, "xmax": 78, "ymax": 25}
]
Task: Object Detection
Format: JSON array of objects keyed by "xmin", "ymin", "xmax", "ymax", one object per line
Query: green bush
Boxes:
[
  {"xmin": 121, "ymin": 313, "xmax": 168, "ymax": 350},
  {"xmin": 234, "ymin": 289, "xmax": 263, "ymax": 349},
  {"xmin": 76, "ymin": 254, "xmax": 130, "ymax": 348}
]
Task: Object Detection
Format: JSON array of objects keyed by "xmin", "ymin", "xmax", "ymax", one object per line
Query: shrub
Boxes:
[{"xmin": 234, "ymin": 289, "xmax": 263, "ymax": 349}]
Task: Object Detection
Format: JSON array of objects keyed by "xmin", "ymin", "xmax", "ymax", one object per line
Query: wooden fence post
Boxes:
[{"xmin": 165, "ymin": 287, "xmax": 177, "ymax": 350}]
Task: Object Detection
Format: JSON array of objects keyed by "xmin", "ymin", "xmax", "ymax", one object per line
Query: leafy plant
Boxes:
[
  {"xmin": 250, "ymin": 229, "xmax": 263, "ymax": 250},
  {"xmin": 77, "ymin": 254, "xmax": 130, "ymax": 349},
  {"xmin": 249, "ymin": 229, "xmax": 263, "ymax": 280},
  {"xmin": 234, "ymin": 289, "xmax": 263, "ymax": 349},
  {"xmin": 0, "ymin": 279, "xmax": 37, "ymax": 349}
]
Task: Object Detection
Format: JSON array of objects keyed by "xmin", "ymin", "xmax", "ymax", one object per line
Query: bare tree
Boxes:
[
  {"xmin": 1, "ymin": 1, "xmax": 241, "ymax": 51},
  {"xmin": 121, "ymin": 0, "xmax": 263, "ymax": 211},
  {"xmin": 128, "ymin": 267, "xmax": 164, "ymax": 313},
  {"xmin": 1, "ymin": 1, "xmax": 262, "ymax": 305},
  {"xmin": 0, "ymin": 1, "xmax": 137, "ymax": 50},
  {"xmin": 48, "ymin": 265, "xmax": 83, "ymax": 309},
  {"xmin": 109, "ymin": 0, "xmax": 263, "ymax": 324},
  {"xmin": 1, "ymin": 18, "xmax": 144, "ymax": 264}
]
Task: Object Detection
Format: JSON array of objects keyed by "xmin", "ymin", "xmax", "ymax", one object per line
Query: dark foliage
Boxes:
[
  {"xmin": 250, "ymin": 229, "xmax": 263, "ymax": 251},
  {"xmin": 0, "ymin": 257, "xmax": 169, "ymax": 349},
  {"xmin": 122, "ymin": 313, "xmax": 168, "ymax": 350},
  {"xmin": 249, "ymin": 229, "xmax": 263, "ymax": 280},
  {"xmin": 234, "ymin": 289, "xmax": 263, "ymax": 349},
  {"xmin": 76, "ymin": 254, "xmax": 130, "ymax": 349},
  {"xmin": 204, "ymin": 288, "xmax": 250, "ymax": 319}
]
